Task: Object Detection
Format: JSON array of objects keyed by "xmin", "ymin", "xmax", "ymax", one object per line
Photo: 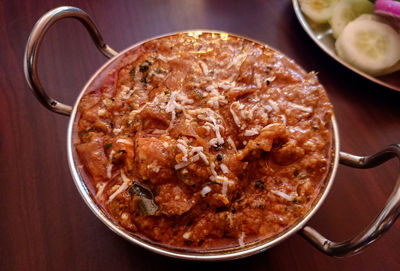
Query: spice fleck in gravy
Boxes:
[{"xmin": 74, "ymin": 32, "xmax": 333, "ymax": 251}]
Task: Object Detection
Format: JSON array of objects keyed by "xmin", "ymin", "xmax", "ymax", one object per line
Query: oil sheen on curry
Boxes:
[{"xmin": 74, "ymin": 32, "xmax": 333, "ymax": 251}]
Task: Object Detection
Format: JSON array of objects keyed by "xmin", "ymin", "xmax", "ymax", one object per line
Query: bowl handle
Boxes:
[
  {"xmin": 23, "ymin": 6, "xmax": 117, "ymax": 116},
  {"xmin": 300, "ymin": 144, "xmax": 400, "ymax": 257}
]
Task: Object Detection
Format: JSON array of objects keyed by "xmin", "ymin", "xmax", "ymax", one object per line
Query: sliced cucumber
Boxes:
[
  {"xmin": 335, "ymin": 18, "xmax": 400, "ymax": 76},
  {"xmin": 299, "ymin": 0, "xmax": 339, "ymax": 23},
  {"xmin": 330, "ymin": 0, "xmax": 373, "ymax": 38},
  {"xmin": 354, "ymin": 13, "xmax": 382, "ymax": 23},
  {"xmin": 354, "ymin": 13, "xmax": 400, "ymax": 33}
]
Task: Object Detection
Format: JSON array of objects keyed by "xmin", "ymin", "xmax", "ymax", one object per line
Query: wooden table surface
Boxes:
[{"xmin": 1, "ymin": 0, "xmax": 399, "ymax": 270}]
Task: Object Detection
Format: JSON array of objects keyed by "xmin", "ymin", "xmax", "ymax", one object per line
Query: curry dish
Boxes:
[{"xmin": 74, "ymin": 32, "xmax": 333, "ymax": 251}]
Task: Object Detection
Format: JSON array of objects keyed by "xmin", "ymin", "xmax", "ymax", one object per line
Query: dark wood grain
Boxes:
[{"xmin": 0, "ymin": 0, "xmax": 399, "ymax": 270}]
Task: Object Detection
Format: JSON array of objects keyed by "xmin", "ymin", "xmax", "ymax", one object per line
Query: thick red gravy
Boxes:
[{"xmin": 74, "ymin": 32, "xmax": 333, "ymax": 251}]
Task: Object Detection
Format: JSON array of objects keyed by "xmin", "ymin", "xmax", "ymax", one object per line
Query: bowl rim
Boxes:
[{"xmin": 66, "ymin": 30, "xmax": 340, "ymax": 261}]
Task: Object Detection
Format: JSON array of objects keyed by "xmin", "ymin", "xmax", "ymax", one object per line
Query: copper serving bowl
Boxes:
[{"xmin": 24, "ymin": 6, "xmax": 400, "ymax": 261}]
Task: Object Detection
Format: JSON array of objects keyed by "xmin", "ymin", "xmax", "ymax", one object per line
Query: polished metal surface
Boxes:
[
  {"xmin": 24, "ymin": 6, "xmax": 400, "ymax": 261},
  {"xmin": 23, "ymin": 6, "xmax": 117, "ymax": 116},
  {"xmin": 292, "ymin": 0, "xmax": 400, "ymax": 92},
  {"xmin": 301, "ymin": 144, "xmax": 400, "ymax": 257}
]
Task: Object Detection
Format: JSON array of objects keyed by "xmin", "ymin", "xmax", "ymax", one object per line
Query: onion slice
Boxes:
[{"xmin": 373, "ymin": 0, "xmax": 400, "ymax": 18}]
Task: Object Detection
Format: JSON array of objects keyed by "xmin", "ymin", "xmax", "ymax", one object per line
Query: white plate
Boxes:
[{"xmin": 292, "ymin": 0, "xmax": 400, "ymax": 92}]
